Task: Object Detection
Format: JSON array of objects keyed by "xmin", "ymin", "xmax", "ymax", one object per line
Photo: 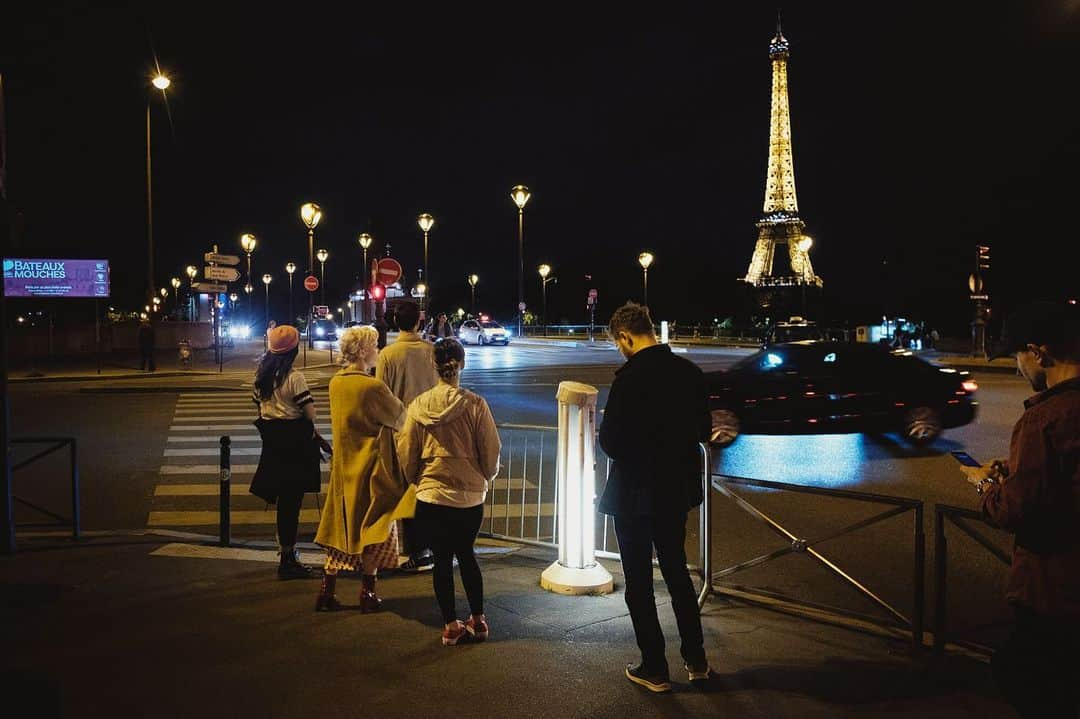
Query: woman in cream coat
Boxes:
[{"xmin": 314, "ymin": 326, "xmax": 416, "ymax": 612}]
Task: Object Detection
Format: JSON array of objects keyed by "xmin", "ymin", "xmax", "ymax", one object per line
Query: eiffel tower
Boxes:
[{"xmin": 743, "ymin": 17, "xmax": 823, "ymax": 292}]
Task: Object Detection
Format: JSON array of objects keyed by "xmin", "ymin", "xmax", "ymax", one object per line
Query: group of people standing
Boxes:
[{"xmin": 250, "ymin": 300, "xmax": 499, "ymax": 645}]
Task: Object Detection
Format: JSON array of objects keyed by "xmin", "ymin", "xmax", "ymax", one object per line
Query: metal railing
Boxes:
[
  {"xmin": 933, "ymin": 503, "xmax": 1011, "ymax": 656},
  {"xmin": 11, "ymin": 436, "xmax": 80, "ymax": 540},
  {"xmin": 707, "ymin": 474, "xmax": 925, "ymax": 648}
]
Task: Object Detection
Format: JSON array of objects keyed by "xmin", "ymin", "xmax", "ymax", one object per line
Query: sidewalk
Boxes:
[
  {"xmin": 0, "ymin": 533, "xmax": 1010, "ymax": 719},
  {"xmin": 920, "ymin": 351, "xmax": 1019, "ymax": 375}
]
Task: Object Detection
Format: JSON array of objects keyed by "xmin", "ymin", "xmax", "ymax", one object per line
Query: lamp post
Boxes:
[
  {"xmin": 538, "ymin": 264, "xmax": 556, "ymax": 337},
  {"xmin": 358, "ymin": 233, "xmax": 373, "ymax": 322},
  {"xmin": 240, "ymin": 233, "xmax": 257, "ymax": 321},
  {"xmin": 300, "ymin": 202, "xmax": 323, "ymax": 350},
  {"xmin": 638, "ymin": 251, "xmax": 654, "ymax": 309},
  {"xmin": 244, "ymin": 282, "xmax": 253, "ymax": 328},
  {"xmin": 468, "ymin": 273, "xmax": 478, "ymax": 316},
  {"xmin": 316, "ymin": 248, "xmax": 329, "ymax": 305},
  {"xmin": 185, "ymin": 265, "xmax": 197, "ymax": 321},
  {"xmin": 229, "ymin": 292, "xmax": 238, "ymax": 313},
  {"xmin": 262, "ymin": 274, "xmax": 272, "ymax": 341},
  {"xmin": 170, "ymin": 277, "xmax": 181, "ymax": 319},
  {"xmin": 285, "ymin": 262, "xmax": 296, "ymax": 325},
  {"xmin": 146, "ymin": 72, "xmax": 170, "ymax": 308},
  {"xmin": 511, "ymin": 185, "xmax": 531, "ymax": 336},
  {"xmin": 417, "ymin": 214, "xmax": 434, "ymax": 309}
]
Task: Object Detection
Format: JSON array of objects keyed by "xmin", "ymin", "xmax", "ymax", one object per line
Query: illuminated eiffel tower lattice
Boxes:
[{"xmin": 742, "ymin": 19, "xmax": 823, "ymax": 290}]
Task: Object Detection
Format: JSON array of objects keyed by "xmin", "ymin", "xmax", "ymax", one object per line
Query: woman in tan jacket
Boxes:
[
  {"xmin": 397, "ymin": 337, "xmax": 501, "ymax": 645},
  {"xmin": 314, "ymin": 326, "xmax": 416, "ymax": 612}
]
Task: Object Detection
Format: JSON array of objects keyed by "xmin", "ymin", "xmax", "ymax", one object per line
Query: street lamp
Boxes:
[
  {"xmin": 262, "ymin": 273, "xmax": 272, "ymax": 334},
  {"xmin": 468, "ymin": 273, "xmax": 479, "ymax": 315},
  {"xmin": 538, "ymin": 264, "xmax": 556, "ymax": 337},
  {"xmin": 417, "ymin": 214, "xmax": 434, "ymax": 308},
  {"xmin": 358, "ymin": 233, "xmax": 374, "ymax": 322},
  {"xmin": 511, "ymin": 185, "xmax": 531, "ymax": 336},
  {"xmin": 796, "ymin": 236, "xmax": 813, "ymax": 316},
  {"xmin": 316, "ymin": 248, "xmax": 329, "ymax": 305},
  {"xmin": 300, "ymin": 202, "xmax": 322, "ymax": 348},
  {"xmin": 638, "ymin": 251, "xmax": 654, "ymax": 308},
  {"xmin": 285, "ymin": 262, "xmax": 296, "ymax": 325},
  {"xmin": 186, "ymin": 265, "xmax": 198, "ymax": 320},
  {"xmin": 145, "ymin": 72, "xmax": 170, "ymax": 307},
  {"xmin": 229, "ymin": 292, "xmax": 238, "ymax": 313},
  {"xmin": 170, "ymin": 277, "xmax": 181, "ymax": 319}
]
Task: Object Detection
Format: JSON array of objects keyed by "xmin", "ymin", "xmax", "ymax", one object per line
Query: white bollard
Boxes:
[
  {"xmin": 541, "ymin": 381, "xmax": 614, "ymax": 595},
  {"xmin": 660, "ymin": 321, "xmax": 669, "ymax": 344}
]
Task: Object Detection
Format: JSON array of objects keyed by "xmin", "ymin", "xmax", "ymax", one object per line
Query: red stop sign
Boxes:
[{"xmin": 304, "ymin": 275, "xmax": 319, "ymax": 292}]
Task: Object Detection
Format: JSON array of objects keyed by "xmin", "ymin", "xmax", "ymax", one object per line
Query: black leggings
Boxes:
[
  {"xmin": 276, "ymin": 486, "xmax": 306, "ymax": 548},
  {"xmin": 415, "ymin": 500, "xmax": 484, "ymax": 624}
]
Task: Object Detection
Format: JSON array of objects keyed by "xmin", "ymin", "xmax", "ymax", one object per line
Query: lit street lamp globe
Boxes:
[
  {"xmin": 285, "ymin": 262, "xmax": 296, "ymax": 275},
  {"xmin": 262, "ymin": 273, "xmax": 272, "ymax": 286},
  {"xmin": 240, "ymin": 233, "xmax": 257, "ymax": 254},
  {"xmin": 468, "ymin": 274, "xmax": 479, "ymax": 287},
  {"xmin": 186, "ymin": 265, "xmax": 197, "ymax": 280},
  {"xmin": 300, "ymin": 202, "xmax": 323, "ymax": 230},
  {"xmin": 171, "ymin": 277, "xmax": 181, "ymax": 290},
  {"xmin": 538, "ymin": 264, "xmax": 551, "ymax": 279},
  {"xmin": 316, "ymin": 249, "xmax": 329, "ymax": 264},
  {"xmin": 638, "ymin": 251, "xmax": 655, "ymax": 270},
  {"xmin": 244, "ymin": 283, "xmax": 253, "ymax": 295},
  {"xmin": 358, "ymin": 233, "xmax": 373, "ymax": 250},
  {"xmin": 510, "ymin": 185, "xmax": 531, "ymax": 209},
  {"xmin": 229, "ymin": 292, "xmax": 238, "ymax": 302},
  {"xmin": 417, "ymin": 213, "xmax": 435, "ymax": 233},
  {"xmin": 160, "ymin": 287, "xmax": 168, "ymax": 298},
  {"xmin": 151, "ymin": 74, "xmax": 171, "ymax": 90},
  {"xmin": 415, "ymin": 281, "xmax": 427, "ymax": 298}
]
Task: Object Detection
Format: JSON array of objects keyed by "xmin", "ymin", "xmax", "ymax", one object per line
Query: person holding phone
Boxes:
[{"xmin": 957, "ymin": 301, "xmax": 1080, "ymax": 718}]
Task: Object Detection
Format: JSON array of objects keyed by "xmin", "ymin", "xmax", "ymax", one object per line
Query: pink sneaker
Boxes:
[
  {"xmin": 465, "ymin": 614, "xmax": 489, "ymax": 642},
  {"xmin": 442, "ymin": 620, "xmax": 468, "ymax": 646}
]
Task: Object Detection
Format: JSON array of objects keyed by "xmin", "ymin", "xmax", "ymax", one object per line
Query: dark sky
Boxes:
[{"xmin": 4, "ymin": 2, "xmax": 1079, "ymax": 331}]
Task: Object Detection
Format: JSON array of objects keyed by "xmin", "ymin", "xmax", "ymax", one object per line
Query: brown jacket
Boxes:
[
  {"xmin": 396, "ymin": 382, "xmax": 501, "ymax": 504},
  {"xmin": 982, "ymin": 376, "xmax": 1080, "ymax": 619},
  {"xmin": 375, "ymin": 331, "xmax": 439, "ymax": 407},
  {"xmin": 315, "ymin": 369, "xmax": 415, "ymax": 556}
]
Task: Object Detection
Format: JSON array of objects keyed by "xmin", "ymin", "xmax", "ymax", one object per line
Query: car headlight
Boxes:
[
  {"xmin": 315, "ymin": 327, "xmax": 325, "ymax": 337},
  {"xmin": 505, "ymin": 329, "xmax": 512, "ymax": 337}
]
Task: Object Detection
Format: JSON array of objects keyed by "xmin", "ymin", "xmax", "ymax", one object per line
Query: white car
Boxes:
[{"xmin": 458, "ymin": 319, "xmax": 510, "ymax": 346}]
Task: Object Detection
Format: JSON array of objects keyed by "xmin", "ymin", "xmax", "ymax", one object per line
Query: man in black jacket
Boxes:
[{"xmin": 598, "ymin": 302, "xmax": 712, "ymax": 692}]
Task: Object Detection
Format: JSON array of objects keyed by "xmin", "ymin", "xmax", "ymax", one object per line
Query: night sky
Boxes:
[{"xmin": 4, "ymin": 2, "xmax": 1079, "ymax": 332}]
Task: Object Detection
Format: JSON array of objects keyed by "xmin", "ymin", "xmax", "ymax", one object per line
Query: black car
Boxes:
[{"xmin": 706, "ymin": 341, "xmax": 978, "ymax": 447}]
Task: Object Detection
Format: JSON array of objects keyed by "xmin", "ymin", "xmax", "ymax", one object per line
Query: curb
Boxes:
[{"xmin": 9, "ymin": 370, "xmax": 223, "ymax": 383}]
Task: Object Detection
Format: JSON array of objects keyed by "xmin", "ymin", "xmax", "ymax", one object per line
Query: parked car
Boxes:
[
  {"xmin": 706, "ymin": 342, "xmax": 978, "ymax": 447},
  {"xmin": 311, "ymin": 319, "xmax": 338, "ymax": 341},
  {"xmin": 458, "ymin": 318, "xmax": 510, "ymax": 345},
  {"xmin": 763, "ymin": 316, "xmax": 823, "ymax": 347}
]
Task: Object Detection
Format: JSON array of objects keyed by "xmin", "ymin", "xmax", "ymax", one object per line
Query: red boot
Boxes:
[
  {"xmin": 315, "ymin": 574, "xmax": 342, "ymax": 612},
  {"xmin": 360, "ymin": 574, "xmax": 382, "ymax": 614}
]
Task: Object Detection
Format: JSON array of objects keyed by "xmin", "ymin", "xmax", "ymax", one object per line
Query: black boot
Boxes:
[
  {"xmin": 315, "ymin": 574, "xmax": 342, "ymax": 612},
  {"xmin": 278, "ymin": 546, "xmax": 316, "ymax": 580}
]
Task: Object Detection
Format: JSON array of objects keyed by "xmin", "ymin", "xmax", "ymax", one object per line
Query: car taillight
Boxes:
[{"xmin": 962, "ymin": 380, "xmax": 978, "ymax": 393}]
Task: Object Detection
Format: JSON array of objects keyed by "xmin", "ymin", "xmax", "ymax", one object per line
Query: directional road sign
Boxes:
[
  {"xmin": 377, "ymin": 258, "xmax": 403, "ymax": 286},
  {"xmin": 205, "ymin": 266, "xmax": 241, "ymax": 282},
  {"xmin": 204, "ymin": 252, "xmax": 241, "ymax": 266},
  {"xmin": 304, "ymin": 275, "xmax": 319, "ymax": 292},
  {"xmin": 192, "ymin": 281, "xmax": 228, "ymax": 293}
]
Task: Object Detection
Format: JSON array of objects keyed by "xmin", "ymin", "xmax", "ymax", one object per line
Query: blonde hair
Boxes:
[{"xmin": 339, "ymin": 325, "xmax": 379, "ymax": 365}]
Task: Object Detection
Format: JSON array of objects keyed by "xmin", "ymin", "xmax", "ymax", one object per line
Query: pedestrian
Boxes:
[
  {"xmin": 377, "ymin": 301, "xmax": 439, "ymax": 572},
  {"xmin": 314, "ymin": 325, "xmax": 415, "ymax": 612},
  {"xmin": 425, "ymin": 312, "xmax": 453, "ymax": 340},
  {"xmin": 250, "ymin": 325, "xmax": 328, "ymax": 580},
  {"xmin": 397, "ymin": 337, "xmax": 500, "ymax": 645},
  {"xmin": 930, "ymin": 328, "xmax": 940, "ymax": 349},
  {"xmin": 597, "ymin": 302, "xmax": 712, "ymax": 693},
  {"xmin": 137, "ymin": 317, "xmax": 156, "ymax": 372},
  {"xmin": 959, "ymin": 301, "xmax": 1080, "ymax": 718}
]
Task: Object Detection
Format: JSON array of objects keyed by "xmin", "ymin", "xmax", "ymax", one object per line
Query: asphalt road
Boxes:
[{"xmin": 8, "ymin": 341, "xmax": 1025, "ymax": 648}]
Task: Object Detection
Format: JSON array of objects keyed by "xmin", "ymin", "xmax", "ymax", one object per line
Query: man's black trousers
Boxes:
[
  {"xmin": 614, "ymin": 511, "xmax": 706, "ymax": 674},
  {"xmin": 992, "ymin": 606, "xmax": 1080, "ymax": 718}
]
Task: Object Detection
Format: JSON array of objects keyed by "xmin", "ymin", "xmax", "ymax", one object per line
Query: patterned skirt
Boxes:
[{"xmin": 323, "ymin": 521, "xmax": 400, "ymax": 573}]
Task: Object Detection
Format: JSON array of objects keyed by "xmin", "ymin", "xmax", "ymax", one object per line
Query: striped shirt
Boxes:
[{"xmin": 252, "ymin": 369, "xmax": 314, "ymax": 420}]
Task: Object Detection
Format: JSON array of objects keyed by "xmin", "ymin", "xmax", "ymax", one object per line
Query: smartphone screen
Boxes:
[{"xmin": 950, "ymin": 451, "xmax": 982, "ymax": 467}]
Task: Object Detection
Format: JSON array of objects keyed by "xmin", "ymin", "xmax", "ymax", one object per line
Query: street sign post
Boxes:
[
  {"xmin": 314, "ymin": 305, "xmax": 329, "ymax": 318},
  {"xmin": 304, "ymin": 275, "xmax": 319, "ymax": 292},
  {"xmin": 204, "ymin": 266, "xmax": 241, "ymax": 282},
  {"xmin": 192, "ymin": 281, "xmax": 227, "ymax": 294},
  {"xmin": 376, "ymin": 258, "xmax": 403, "ymax": 287},
  {"xmin": 204, "ymin": 253, "xmax": 241, "ymax": 266}
]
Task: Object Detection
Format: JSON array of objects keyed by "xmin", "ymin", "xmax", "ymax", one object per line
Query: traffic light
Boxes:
[
  {"xmin": 976, "ymin": 245, "xmax": 990, "ymax": 270},
  {"xmin": 370, "ymin": 283, "xmax": 385, "ymax": 301}
]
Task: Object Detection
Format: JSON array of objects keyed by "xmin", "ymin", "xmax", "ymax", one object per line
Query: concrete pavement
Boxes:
[{"xmin": 1, "ymin": 532, "xmax": 1011, "ymax": 719}]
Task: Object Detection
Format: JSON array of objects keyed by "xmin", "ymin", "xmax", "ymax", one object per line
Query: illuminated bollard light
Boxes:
[{"xmin": 541, "ymin": 381, "xmax": 614, "ymax": 595}]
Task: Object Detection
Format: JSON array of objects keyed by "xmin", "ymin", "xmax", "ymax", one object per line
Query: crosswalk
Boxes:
[
  {"xmin": 149, "ymin": 390, "xmax": 331, "ymax": 536},
  {"xmin": 149, "ymin": 389, "xmax": 559, "ymax": 543}
]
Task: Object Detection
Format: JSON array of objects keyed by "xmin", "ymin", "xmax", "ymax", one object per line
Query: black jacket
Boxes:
[
  {"xmin": 597, "ymin": 344, "xmax": 710, "ymax": 517},
  {"xmin": 249, "ymin": 417, "xmax": 322, "ymax": 503}
]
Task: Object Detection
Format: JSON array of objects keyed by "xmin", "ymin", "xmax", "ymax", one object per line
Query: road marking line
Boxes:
[
  {"xmin": 159, "ymin": 464, "xmax": 329, "ymax": 475},
  {"xmin": 164, "ymin": 447, "xmax": 264, "ymax": 456},
  {"xmin": 167, "ymin": 436, "xmax": 264, "ymax": 443},
  {"xmin": 148, "ymin": 509, "xmax": 322, "ymax": 526},
  {"xmin": 169, "ymin": 424, "xmax": 332, "ymax": 432},
  {"xmin": 150, "ymin": 543, "xmax": 325, "ymax": 564},
  {"xmin": 155, "ymin": 483, "xmax": 330, "ymax": 496}
]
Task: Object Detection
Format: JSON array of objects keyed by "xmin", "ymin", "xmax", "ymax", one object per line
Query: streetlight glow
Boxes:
[
  {"xmin": 160, "ymin": 287, "xmax": 168, "ymax": 298},
  {"xmin": 240, "ymin": 233, "xmax": 257, "ymax": 253},
  {"xmin": 415, "ymin": 282, "xmax": 427, "ymax": 298},
  {"xmin": 316, "ymin": 248, "xmax": 329, "ymax": 264},
  {"xmin": 170, "ymin": 277, "xmax": 181, "ymax": 290},
  {"xmin": 538, "ymin": 264, "xmax": 551, "ymax": 279},
  {"xmin": 417, "ymin": 213, "xmax": 435, "ymax": 233},
  {"xmin": 358, "ymin": 233, "xmax": 373, "ymax": 250},
  {"xmin": 186, "ymin": 265, "xmax": 197, "ymax": 280},
  {"xmin": 638, "ymin": 251, "xmax": 655, "ymax": 270},
  {"xmin": 262, "ymin": 273, "xmax": 272, "ymax": 286},
  {"xmin": 244, "ymin": 283, "xmax": 253, "ymax": 295},
  {"xmin": 300, "ymin": 202, "xmax": 322, "ymax": 229},
  {"xmin": 510, "ymin": 185, "xmax": 531, "ymax": 209},
  {"xmin": 468, "ymin": 274, "xmax": 478, "ymax": 287},
  {"xmin": 285, "ymin": 262, "xmax": 296, "ymax": 275},
  {"xmin": 151, "ymin": 74, "xmax": 171, "ymax": 90}
]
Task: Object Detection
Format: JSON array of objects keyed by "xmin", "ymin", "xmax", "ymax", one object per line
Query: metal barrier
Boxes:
[
  {"xmin": 11, "ymin": 436, "xmax": 80, "ymax": 540},
  {"xmin": 707, "ymin": 474, "xmax": 925, "ymax": 648},
  {"xmin": 933, "ymin": 503, "xmax": 1011, "ymax": 655}
]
